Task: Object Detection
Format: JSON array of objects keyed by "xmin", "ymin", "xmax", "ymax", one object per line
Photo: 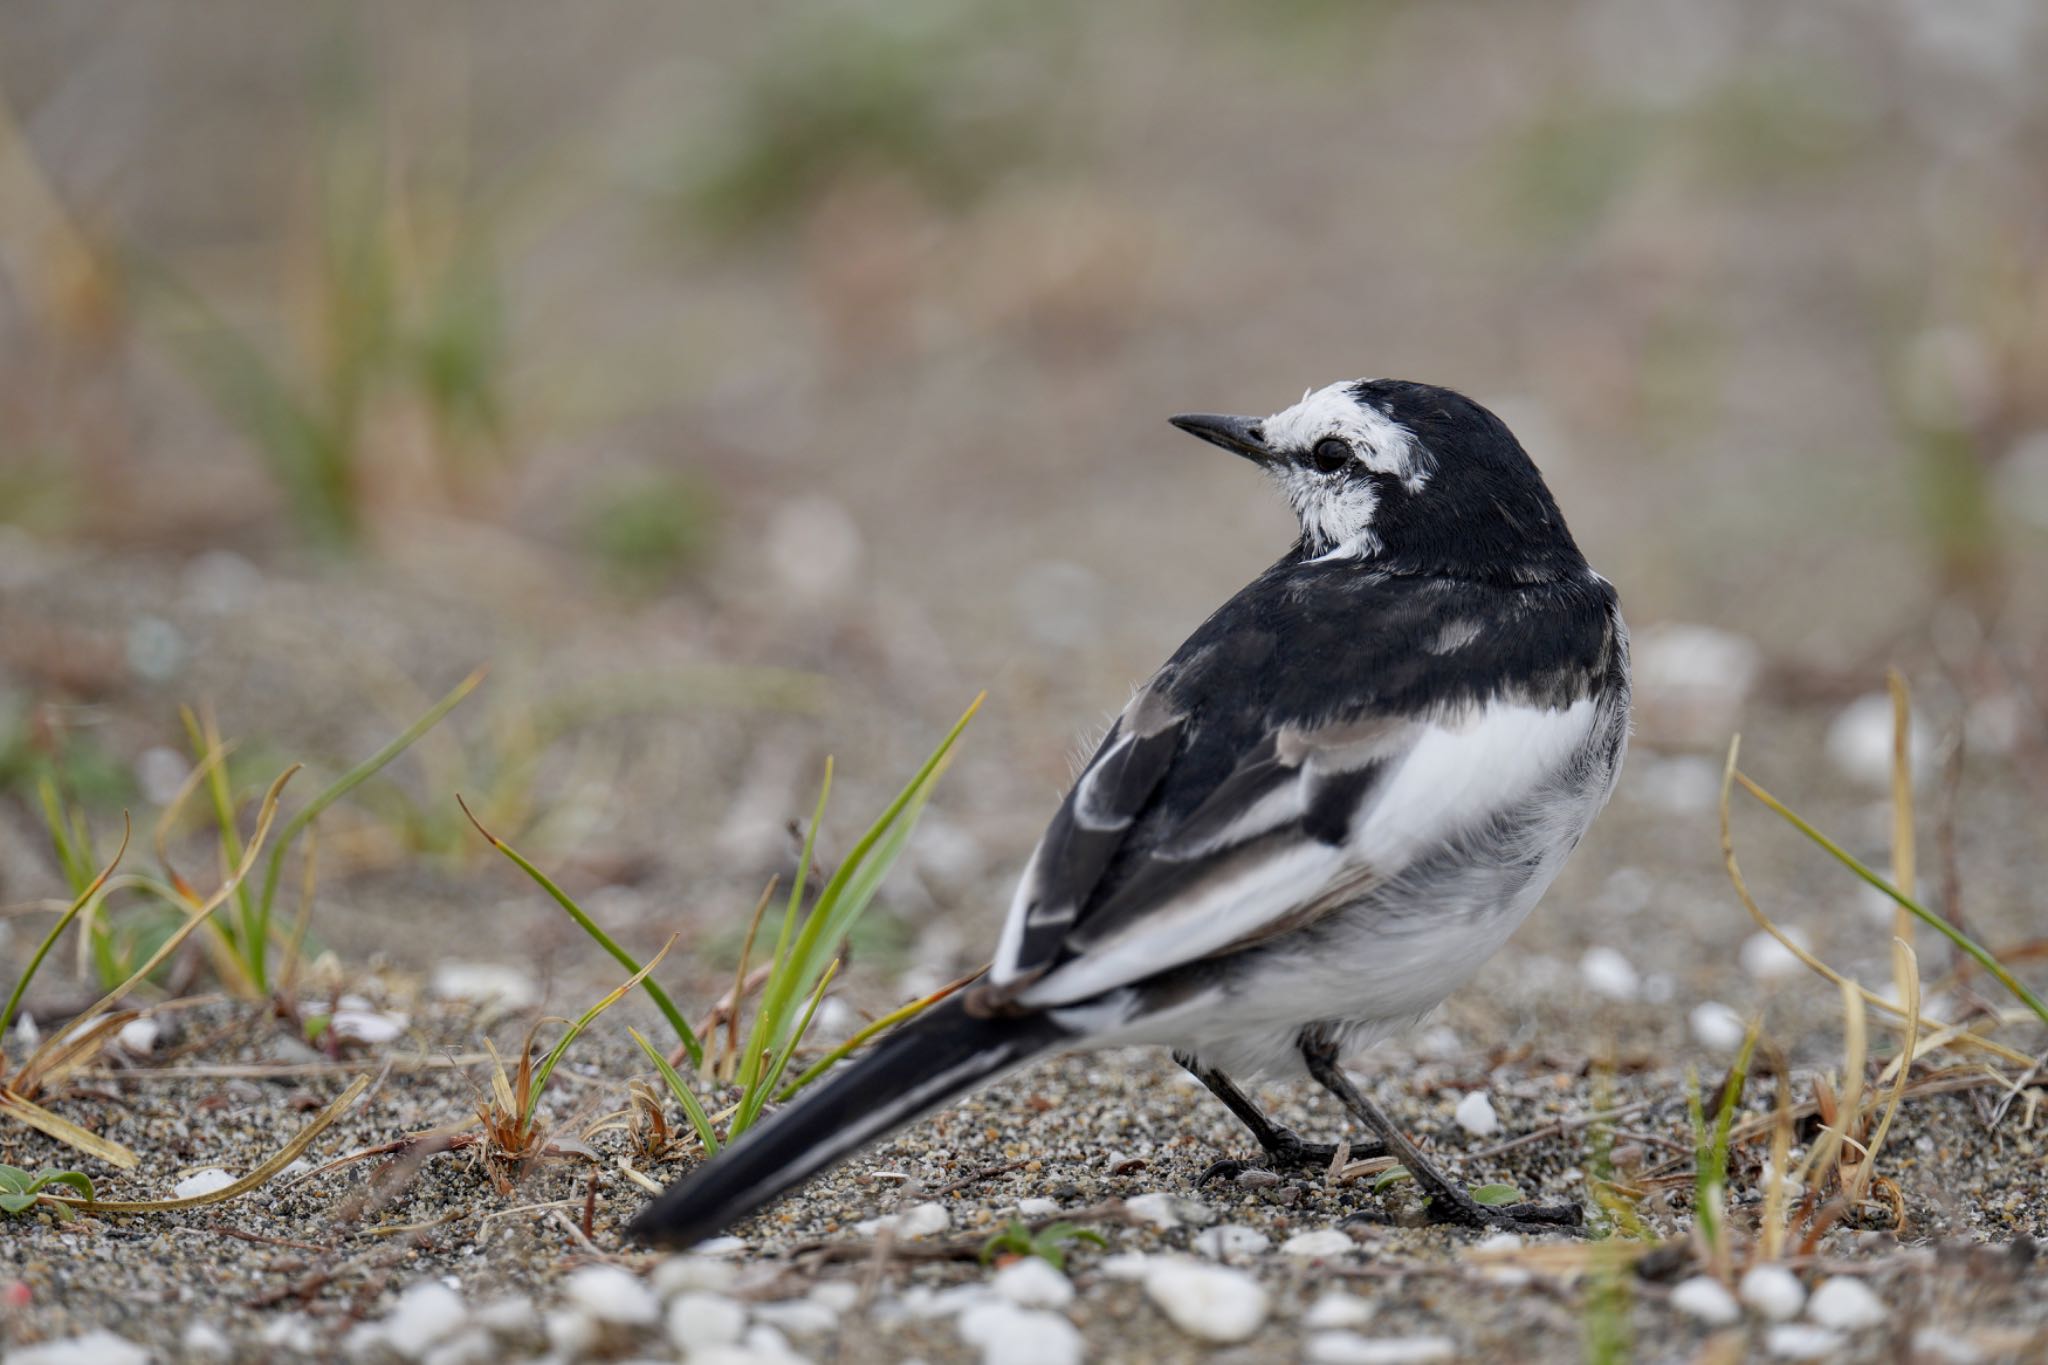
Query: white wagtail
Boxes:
[{"xmin": 631, "ymin": 378, "xmax": 1630, "ymax": 1244}]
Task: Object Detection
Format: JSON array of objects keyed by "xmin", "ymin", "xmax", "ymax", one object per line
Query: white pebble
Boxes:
[
  {"xmin": 1910, "ymin": 1327, "xmax": 1984, "ymax": 1363},
  {"xmin": 1740, "ymin": 1264, "xmax": 1808, "ymax": 1321},
  {"xmin": 1740, "ymin": 929, "xmax": 1810, "ymax": 982},
  {"xmin": 330, "ymin": 1006, "xmax": 410, "ymax": 1045},
  {"xmin": 1767, "ymin": 1323, "xmax": 1846, "ymax": 1359},
  {"xmin": 1689, "ymin": 1001, "xmax": 1748, "ymax": 1051},
  {"xmin": 860, "ymin": 1200, "xmax": 952, "ymax": 1238},
  {"xmin": 1144, "ymin": 1261, "xmax": 1269, "ymax": 1343},
  {"xmin": 652, "ymin": 1254, "xmax": 738, "ymax": 1297},
  {"xmin": 542, "ymin": 1310, "xmax": 597, "ymax": 1358},
  {"xmin": 809, "ymin": 1281, "xmax": 860, "ymax": 1312},
  {"xmin": 1579, "ymin": 946, "xmax": 1640, "ymax": 1001},
  {"xmin": 428, "ymin": 962, "xmax": 539, "ymax": 1011},
  {"xmin": 261, "ymin": 1316, "xmax": 317, "ymax": 1353},
  {"xmin": 5, "ymin": 1332, "xmax": 153, "ymax": 1365},
  {"xmin": 957, "ymin": 1301, "xmax": 1085, "ymax": 1365},
  {"xmin": 743, "ymin": 1322, "xmax": 798, "ymax": 1359},
  {"xmin": 180, "ymin": 1321, "xmax": 232, "ymax": 1358},
  {"xmin": 1806, "ymin": 1277, "xmax": 1888, "ymax": 1330},
  {"xmin": 1015, "ymin": 1196, "xmax": 1061, "ymax": 1217},
  {"xmin": 1280, "ymin": 1228, "xmax": 1357, "ymax": 1258},
  {"xmin": 992, "ymin": 1257, "xmax": 1074, "ymax": 1308},
  {"xmin": 1670, "ymin": 1275, "xmax": 1742, "ymax": 1326},
  {"xmin": 667, "ymin": 1291, "xmax": 747, "ymax": 1347},
  {"xmin": 1125, "ymin": 1191, "xmax": 1212, "ymax": 1228},
  {"xmin": 750, "ymin": 1299, "xmax": 838, "ymax": 1335},
  {"xmin": 116, "ymin": 1018, "xmax": 161, "ymax": 1056},
  {"xmin": 1193, "ymin": 1224, "xmax": 1269, "ymax": 1259},
  {"xmin": 1306, "ymin": 1333, "xmax": 1457, "ymax": 1364},
  {"xmin": 1454, "ymin": 1091, "xmax": 1500, "ymax": 1136},
  {"xmin": 1303, "ymin": 1292, "xmax": 1376, "ymax": 1329},
  {"xmin": 385, "ymin": 1281, "xmax": 470, "ymax": 1358},
  {"xmin": 564, "ymin": 1264, "xmax": 660, "ymax": 1326},
  {"xmin": 421, "ymin": 1327, "xmax": 493, "ymax": 1365},
  {"xmin": 1098, "ymin": 1252, "xmax": 1154, "ymax": 1281},
  {"xmin": 470, "ymin": 1296, "xmax": 537, "ymax": 1336},
  {"xmin": 1826, "ymin": 693, "xmax": 1929, "ymax": 788},
  {"xmin": 172, "ymin": 1168, "xmax": 236, "ymax": 1200}
]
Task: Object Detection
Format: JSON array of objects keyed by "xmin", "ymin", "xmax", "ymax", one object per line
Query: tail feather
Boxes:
[{"xmin": 626, "ymin": 996, "xmax": 1066, "ymax": 1247}]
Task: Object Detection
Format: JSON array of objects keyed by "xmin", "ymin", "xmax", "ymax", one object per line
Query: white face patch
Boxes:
[{"xmin": 1257, "ymin": 381, "xmax": 1431, "ymax": 561}]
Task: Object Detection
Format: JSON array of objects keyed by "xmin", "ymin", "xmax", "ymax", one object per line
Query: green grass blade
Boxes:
[
  {"xmin": 459, "ymin": 796, "xmax": 702, "ymax": 1067},
  {"xmin": 737, "ymin": 760, "xmax": 832, "ymax": 1094},
  {"xmin": 1735, "ymin": 771, "xmax": 2048, "ymax": 1026},
  {"xmin": 629, "ymin": 1026, "xmax": 720, "ymax": 1155},
  {"xmin": 1, "ymin": 817, "xmax": 130, "ymax": 1047},
  {"xmin": 253, "ymin": 668, "xmax": 484, "ymax": 990},
  {"xmin": 739, "ymin": 959, "xmax": 839, "ymax": 1135},
  {"xmin": 523, "ymin": 939, "xmax": 673, "ymax": 1128}
]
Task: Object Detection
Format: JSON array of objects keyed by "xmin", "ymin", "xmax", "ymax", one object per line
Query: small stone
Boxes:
[
  {"xmin": 691, "ymin": 1234, "xmax": 748, "ymax": 1256},
  {"xmin": 385, "ymin": 1281, "xmax": 470, "ymax": 1358},
  {"xmin": 1306, "ymin": 1333, "xmax": 1457, "ymax": 1363},
  {"xmin": 992, "ymin": 1256, "xmax": 1074, "ymax": 1308},
  {"xmin": 743, "ymin": 1323, "xmax": 797, "ymax": 1358},
  {"xmin": 1740, "ymin": 1264, "xmax": 1807, "ymax": 1321},
  {"xmin": 1098, "ymin": 1252, "xmax": 1154, "ymax": 1280},
  {"xmin": 5, "ymin": 1332, "xmax": 153, "ymax": 1365},
  {"xmin": 1233, "ymin": 1168, "xmax": 1280, "ymax": 1189},
  {"xmin": 330, "ymin": 1002, "xmax": 409, "ymax": 1044},
  {"xmin": 116, "ymin": 1017, "xmax": 161, "ymax": 1056},
  {"xmin": 1671, "ymin": 1275, "xmax": 1742, "ymax": 1326},
  {"xmin": 429, "ymin": 962, "xmax": 539, "ymax": 1011},
  {"xmin": 1766, "ymin": 1324, "xmax": 1846, "ymax": 1359},
  {"xmin": 1910, "ymin": 1327, "xmax": 1984, "ymax": 1363},
  {"xmin": 667, "ymin": 1292, "xmax": 747, "ymax": 1348},
  {"xmin": 172, "ymin": 1168, "xmax": 236, "ymax": 1200},
  {"xmin": 341, "ymin": 1323, "xmax": 387, "ymax": 1361},
  {"xmin": 1806, "ymin": 1277, "xmax": 1888, "ymax": 1330},
  {"xmin": 261, "ymin": 1316, "xmax": 317, "ymax": 1353},
  {"xmin": 421, "ymin": 1328, "xmax": 494, "ymax": 1365},
  {"xmin": 1015, "ymin": 1196, "xmax": 1060, "ymax": 1217},
  {"xmin": 180, "ymin": 1321, "xmax": 232, "ymax": 1358},
  {"xmin": 1740, "ymin": 929, "xmax": 1809, "ymax": 982},
  {"xmin": 544, "ymin": 1310, "xmax": 598, "ymax": 1358},
  {"xmin": 809, "ymin": 1282, "xmax": 860, "ymax": 1312},
  {"xmin": 1144, "ymin": 1261, "xmax": 1269, "ymax": 1343},
  {"xmin": 1304, "ymin": 1292, "xmax": 1376, "ymax": 1329},
  {"xmin": 565, "ymin": 1265, "xmax": 659, "ymax": 1326},
  {"xmin": 470, "ymin": 1296, "xmax": 537, "ymax": 1337},
  {"xmin": 1126, "ymin": 1192, "xmax": 1213, "ymax": 1229},
  {"xmin": 860, "ymin": 1200, "xmax": 952, "ymax": 1238},
  {"xmin": 1193, "ymin": 1224, "xmax": 1269, "ymax": 1259},
  {"xmin": 1825, "ymin": 693, "xmax": 1929, "ymax": 788},
  {"xmin": 1579, "ymin": 946, "xmax": 1640, "ymax": 1001},
  {"xmin": 652, "ymin": 1254, "xmax": 739, "ymax": 1297},
  {"xmin": 1280, "ymin": 1228, "xmax": 1356, "ymax": 1258},
  {"xmin": 1454, "ymin": 1091, "xmax": 1500, "ymax": 1136},
  {"xmin": 750, "ymin": 1299, "xmax": 838, "ymax": 1335},
  {"xmin": 1689, "ymin": 1002, "xmax": 1747, "ymax": 1051},
  {"xmin": 957, "ymin": 1301, "xmax": 1085, "ymax": 1365}
]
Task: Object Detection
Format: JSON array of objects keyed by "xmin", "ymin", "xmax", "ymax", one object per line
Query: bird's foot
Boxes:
[
  {"xmin": 1343, "ymin": 1190, "xmax": 1585, "ymax": 1237},
  {"xmin": 1195, "ymin": 1128, "xmax": 1384, "ymax": 1187}
]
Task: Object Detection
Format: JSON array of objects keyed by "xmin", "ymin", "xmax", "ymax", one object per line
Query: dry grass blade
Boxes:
[
  {"xmin": 47, "ymin": 1075, "xmax": 369, "ymax": 1213},
  {"xmin": 1888, "ymin": 669, "xmax": 1916, "ymax": 950},
  {"xmin": 0, "ymin": 1090, "xmax": 141, "ymax": 1168},
  {"xmin": 1852, "ymin": 939, "xmax": 1920, "ymax": 1204},
  {"xmin": 15, "ymin": 765, "xmax": 299, "ymax": 1097},
  {"xmin": 1717, "ymin": 738, "xmax": 2033, "ymax": 1068}
]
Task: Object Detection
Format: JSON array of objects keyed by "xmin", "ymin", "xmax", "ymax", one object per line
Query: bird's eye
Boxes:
[{"xmin": 1310, "ymin": 437, "xmax": 1350, "ymax": 473}]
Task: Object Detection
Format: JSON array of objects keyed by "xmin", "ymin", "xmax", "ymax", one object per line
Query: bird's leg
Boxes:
[
  {"xmin": 1297, "ymin": 1033, "xmax": 1584, "ymax": 1236},
  {"xmin": 1175, "ymin": 1051, "xmax": 1383, "ymax": 1187}
]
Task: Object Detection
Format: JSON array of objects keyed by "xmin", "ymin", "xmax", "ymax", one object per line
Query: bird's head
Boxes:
[{"xmin": 1171, "ymin": 379, "xmax": 1585, "ymax": 581}]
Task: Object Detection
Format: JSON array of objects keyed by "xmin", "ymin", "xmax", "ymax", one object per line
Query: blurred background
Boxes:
[{"xmin": 3, "ymin": 0, "xmax": 2046, "ymax": 1020}]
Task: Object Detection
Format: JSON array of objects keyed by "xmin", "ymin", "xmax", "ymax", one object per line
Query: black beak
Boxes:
[{"xmin": 1169, "ymin": 413, "xmax": 1273, "ymax": 466}]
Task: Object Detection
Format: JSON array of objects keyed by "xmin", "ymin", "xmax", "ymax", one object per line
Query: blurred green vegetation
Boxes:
[
  {"xmin": 680, "ymin": 5, "xmax": 1059, "ymax": 238},
  {"xmin": 579, "ymin": 469, "xmax": 721, "ymax": 595}
]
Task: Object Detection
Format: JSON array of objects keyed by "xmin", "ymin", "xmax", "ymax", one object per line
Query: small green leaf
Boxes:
[
  {"xmin": 980, "ymin": 1220, "xmax": 1033, "ymax": 1265},
  {"xmin": 29, "ymin": 1170, "xmax": 94, "ymax": 1200},
  {"xmin": 1371, "ymin": 1165, "xmax": 1413, "ymax": 1193},
  {"xmin": 0, "ymin": 1165, "xmax": 31, "ymax": 1191},
  {"xmin": 1470, "ymin": 1182, "xmax": 1522, "ymax": 1206},
  {"xmin": 0, "ymin": 1193, "xmax": 38, "ymax": 1215}
]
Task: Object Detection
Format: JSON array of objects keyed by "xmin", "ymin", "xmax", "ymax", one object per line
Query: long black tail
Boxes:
[{"xmin": 626, "ymin": 995, "xmax": 1067, "ymax": 1247}]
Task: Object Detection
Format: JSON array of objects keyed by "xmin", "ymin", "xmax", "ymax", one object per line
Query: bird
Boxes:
[{"xmin": 629, "ymin": 377, "xmax": 1631, "ymax": 1246}]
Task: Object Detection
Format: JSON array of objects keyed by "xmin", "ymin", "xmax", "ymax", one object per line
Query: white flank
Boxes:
[{"xmin": 1015, "ymin": 699, "xmax": 1597, "ymax": 1006}]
